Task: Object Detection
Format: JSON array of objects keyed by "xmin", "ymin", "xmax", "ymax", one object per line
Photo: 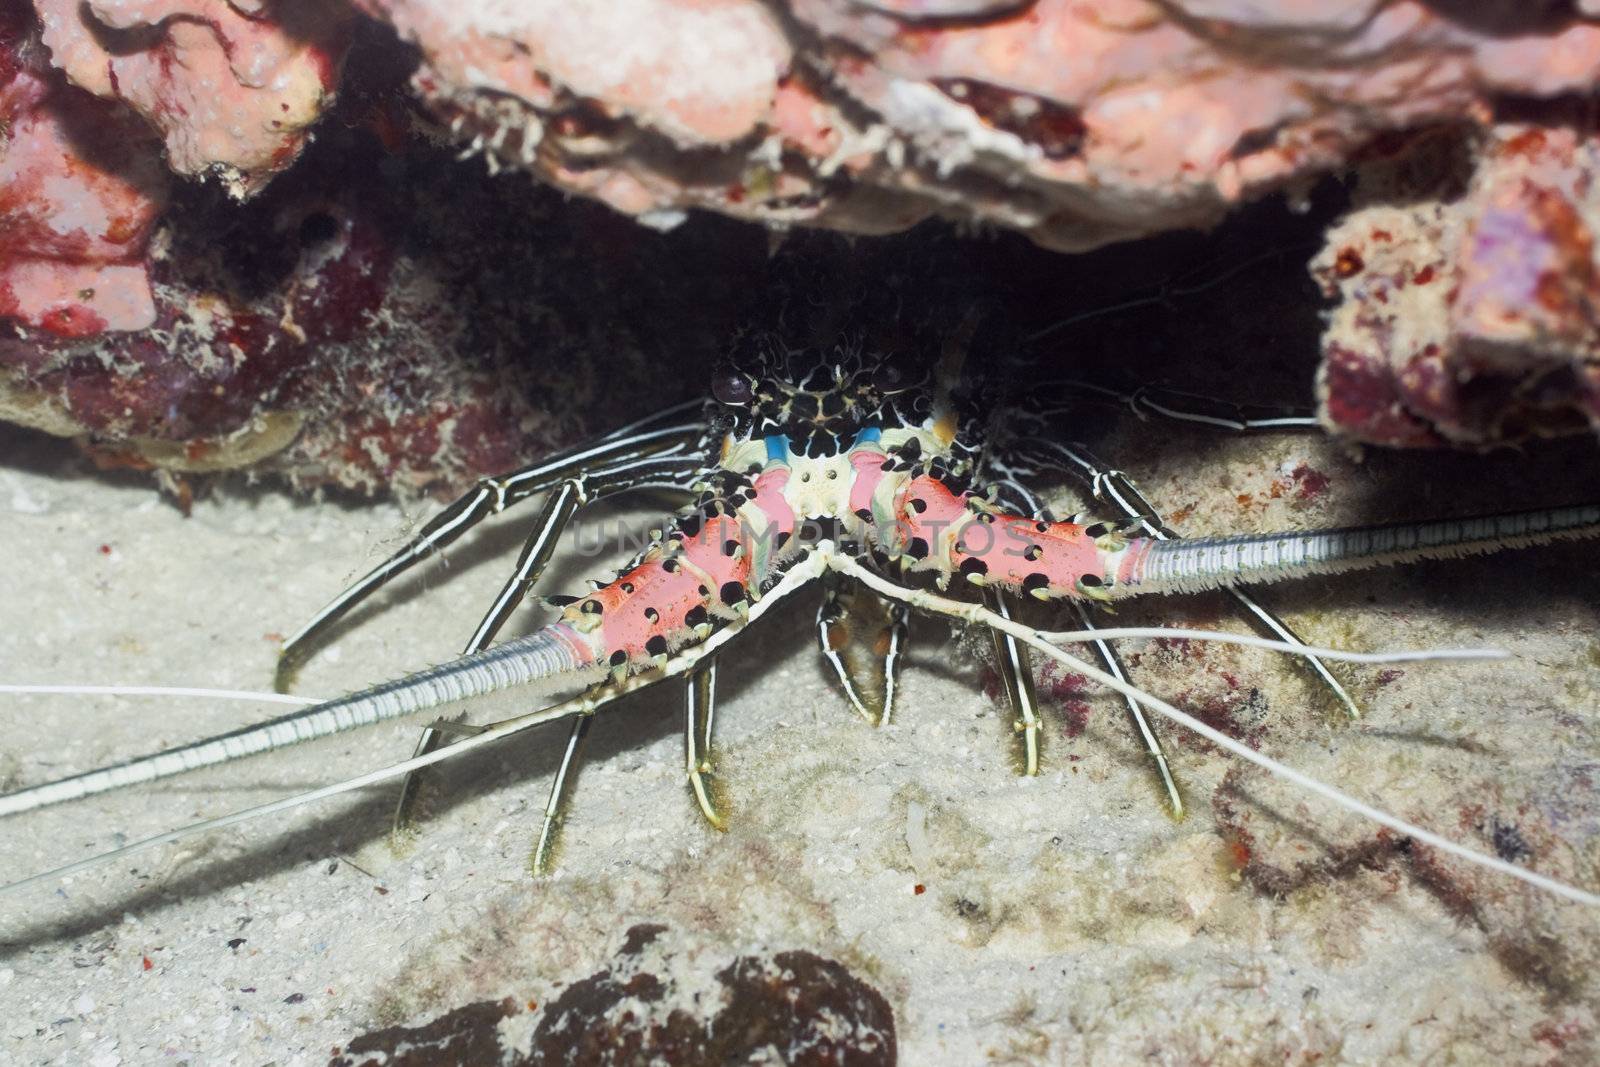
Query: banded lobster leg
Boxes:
[
  {"xmin": 391, "ymin": 453, "xmax": 706, "ymax": 839},
  {"xmin": 443, "ymin": 466, "xmax": 806, "ymax": 861},
  {"xmin": 816, "ymin": 570, "xmax": 909, "ymax": 727},
  {"xmin": 403, "ymin": 645, "xmax": 726, "ymax": 873},
  {"xmin": 684, "ymin": 658, "xmax": 723, "ymax": 830},
  {"xmin": 396, "ymin": 456, "xmax": 786, "ymax": 860},
  {"xmin": 0, "ymin": 552, "xmax": 832, "ymax": 897},
  {"xmin": 987, "ymin": 477, "xmax": 1180, "ymax": 810},
  {"xmin": 1012, "ymin": 438, "xmax": 1361, "ymax": 720},
  {"xmin": 275, "ymin": 401, "xmax": 707, "ymax": 691},
  {"xmin": 0, "ymin": 462, "xmax": 804, "ymax": 816},
  {"xmin": 1010, "ymin": 381, "xmax": 1357, "ymax": 718}
]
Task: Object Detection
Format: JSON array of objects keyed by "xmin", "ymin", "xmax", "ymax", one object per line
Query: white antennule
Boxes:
[
  {"xmin": 0, "ymin": 685, "xmax": 320, "ymax": 706},
  {"xmin": 1024, "ymin": 626, "xmax": 1505, "ymax": 665},
  {"xmin": 0, "ymin": 626, "xmax": 1489, "ymax": 720},
  {"xmin": 830, "ymin": 553, "xmax": 1600, "ymax": 908}
]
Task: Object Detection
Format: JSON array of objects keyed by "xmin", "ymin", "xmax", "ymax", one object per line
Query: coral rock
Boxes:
[
  {"xmin": 331, "ymin": 924, "xmax": 897, "ymax": 1067},
  {"xmin": 32, "ymin": 0, "xmax": 352, "ymax": 195},
  {"xmin": 11, "ymin": 1, "xmax": 1600, "ymax": 481},
  {"xmin": 367, "ymin": 0, "xmax": 1600, "ymax": 250},
  {"xmin": 1316, "ymin": 125, "xmax": 1600, "ymax": 447},
  {"xmin": 0, "ymin": 7, "xmax": 168, "ymax": 339}
]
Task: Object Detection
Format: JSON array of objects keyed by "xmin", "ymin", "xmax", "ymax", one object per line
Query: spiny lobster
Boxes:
[{"xmin": 3, "ymin": 322, "xmax": 1599, "ymax": 907}]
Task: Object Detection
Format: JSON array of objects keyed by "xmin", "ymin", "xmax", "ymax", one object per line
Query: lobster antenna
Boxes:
[
  {"xmin": 833, "ymin": 554, "xmax": 1600, "ymax": 907},
  {"xmin": 0, "ymin": 627, "xmax": 602, "ymax": 818},
  {"xmin": 1025, "ymin": 242, "xmax": 1313, "ymax": 344},
  {"xmin": 0, "ymin": 552, "xmax": 832, "ymax": 899},
  {"xmin": 1111, "ymin": 505, "xmax": 1600, "ymax": 598}
]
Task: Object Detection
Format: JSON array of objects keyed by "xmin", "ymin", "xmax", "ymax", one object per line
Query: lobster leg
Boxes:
[
  {"xmin": 816, "ymin": 571, "xmax": 908, "ymax": 726},
  {"xmin": 982, "ymin": 472, "xmax": 1178, "ymax": 803},
  {"xmin": 276, "ymin": 409, "xmax": 706, "ymax": 691},
  {"xmin": 1067, "ymin": 600, "xmax": 1184, "ymax": 818},
  {"xmin": 685, "ymin": 657, "xmax": 724, "ymax": 830},
  {"xmin": 531, "ymin": 710, "xmax": 596, "ymax": 874},
  {"xmin": 879, "ymin": 598, "xmax": 909, "ymax": 729},
  {"xmin": 986, "ymin": 590, "xmax": 1042, "ymax": 777},
  {"xmin": 828, "ymin": 550, "xmax": 1600, "ymax": 908},
  {"xmin": 394, "ymin": 479, "xmax": 586, "ymax": 831},
  {"xmin": 395, "ymin": 462, "xmax": 701, "ymax": 831},
  {"xmin": 1015, "ymin": 439, "xmax": 1361, "ymax": 719},
  {"xmin": 817, "ymin": 573, "xmax": 873, "ymax": 724}
]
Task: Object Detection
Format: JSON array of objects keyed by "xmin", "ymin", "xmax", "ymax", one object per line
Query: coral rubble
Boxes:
[
  {"xmin": 1317, "ymin": 124, "xmax": 1600, "ymax": 446},
  {"xmin": 4, "ymin": 1, "xmax": 1600, "ymax": 483}
]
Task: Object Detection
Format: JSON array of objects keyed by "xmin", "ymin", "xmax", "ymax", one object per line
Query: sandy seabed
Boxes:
[{"xmin": 1, "ymin": 414, "xmax": 1598, "ymax": 1065}]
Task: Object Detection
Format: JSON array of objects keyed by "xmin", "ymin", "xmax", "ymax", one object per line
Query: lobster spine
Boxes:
[
  {"xmin": 0, "ymin": 626, "xmax": 597, "ymax": 817},
  {"xmin": 1109, "ymin": 504, "xmax": 1600, "ymax": 597}
]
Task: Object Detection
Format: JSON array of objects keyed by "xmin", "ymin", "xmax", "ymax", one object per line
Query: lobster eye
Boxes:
[{"xmin": 712, "ymin": 369, "xmax": 754, "ymax": 405}]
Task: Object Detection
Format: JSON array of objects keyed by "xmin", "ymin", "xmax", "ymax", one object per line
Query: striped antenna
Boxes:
[
  {"xmin": 0, "ymin": 625, "xmax": 598, "ymax": 818},
  {"xmin": 1112, "ymin": 505, "xmax": 1600, "ymax": 598}
]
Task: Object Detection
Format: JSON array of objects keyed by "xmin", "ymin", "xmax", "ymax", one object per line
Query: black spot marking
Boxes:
[
  {"xmin": 720, "ymin": 581, "xmax": 746, "ymax": 605},
  {"xmin": 1023, "ymin": 545, "xmax": 1043, "ymax": 561},
  {"xmin": 906, "ymin": 537, "xmax": 930, "ymax": 560},
  {"xmin": 678, "ymin": 513, "xmax": 704, "ymax": 538},
  {"xmin": 959, "ymin": 557, "xmax": 988, "ymax": 578},
  {"xmin": 855, "ymin": 508, "xmax": 874, "ymax": 522},
  {"xmin": 645, "ymin": 635, "xmax": 669, "ymax": 657},
  {"xmin": 685, "ymin": 605, "xmax": 709, "ymax": 628},
  {"xmin": 644, "ymin": 607, "xmax": 660, "ymax": 623},
  {"xmin": 1022, "ymin": 572, "xmax": 1050, "ymax": 596},
  {"xmin": 723, "ymin": 539, "xmax": 740, "ymax": 556},
  {"xmin": 662, "ymin": 559, "xmax": 680, "ymax": 573},
  {"xmin": 620, "ymin": 581, "xmax": 635, "ymax": 594},
  {"xmin": 1034, "ymin": 522, "xmax": 1050, "ymax": 533},
  {"xmin": 581, "ymin": 600, "xmax": 603, "ymax": 615},
  {"xmin": 609, "ymin": 650, "xmax": 628, "ymax": 667},
  {"xmin": 1083, "ymin": 522, "xmax": 1109, "ymax": 538},
  {"xmin": 908, "ymin": 498, "xmax": 927, "ymax": 514},
  {"xmin": 1490, "ymin": 818, "xmax": 1533, "ymax": 862},
  {"xmin": 1079, "ymin": 574, "xmax": 1103, "ymax": 587}
]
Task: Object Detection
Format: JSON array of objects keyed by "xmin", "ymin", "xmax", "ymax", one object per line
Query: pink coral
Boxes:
[
  {"xmin": 361, "ymin": 0, "xmax": 1600, "ymax": 250},
  {"xmin": 8, "ymin": 1, "xmax": 1600, "ymax": 483},
  {"xmin": 0, "ymin": 7, "xmax": 167, "ymax": 338},
  {"xmin": 1316, "ymin": 124, "xmax": 1600, "ymax": 447},
  {"xmin": 32, "ymin": 0, "xmax": 352, "ymax": 196}
]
